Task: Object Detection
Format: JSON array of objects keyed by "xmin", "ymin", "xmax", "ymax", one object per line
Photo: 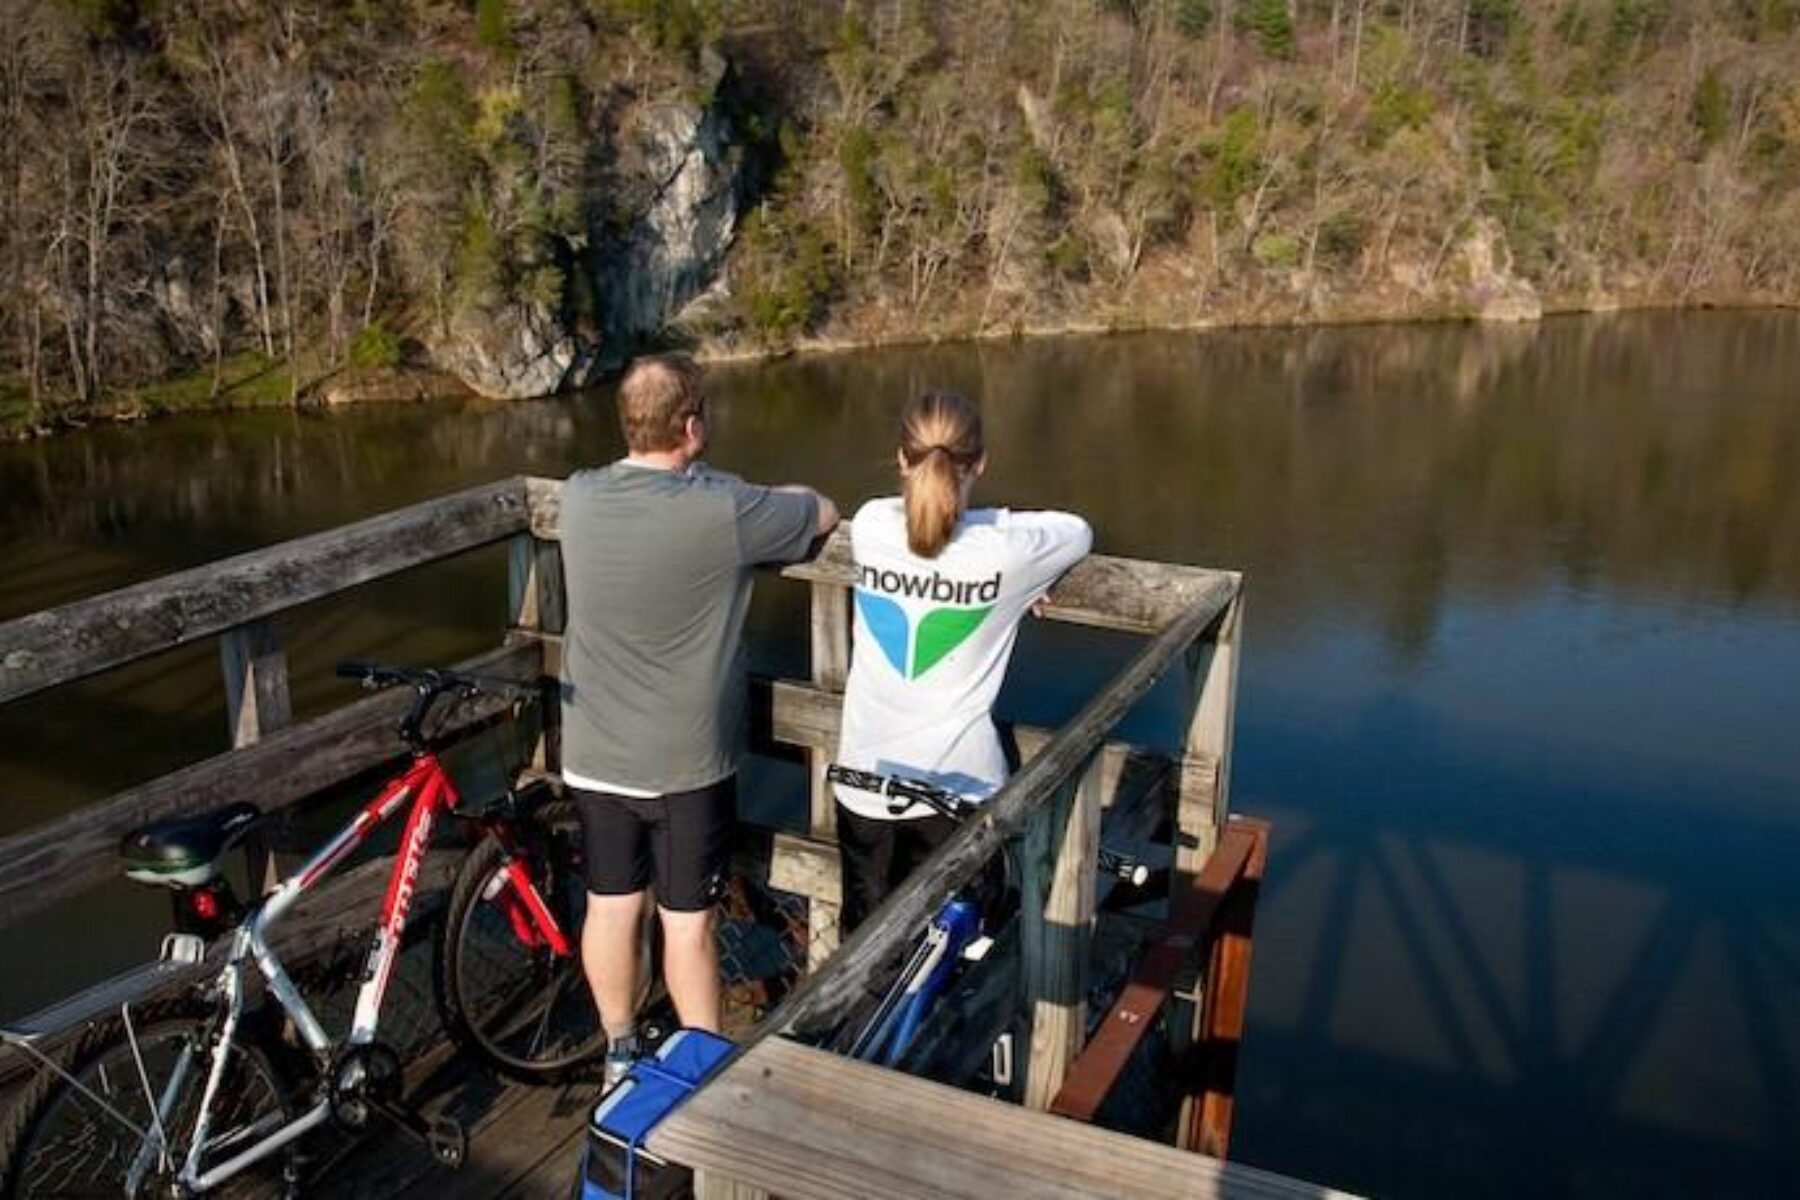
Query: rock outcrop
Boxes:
[
  {"xmin": 435, "ymin": 299, "xmax": 590, "ymax": 400},
  {"xmin": 1460, "ymin": 216, "xmax": 1543, "ymax": 323},
  {"xmin": 433, "ymin": 54, "xmax": 744, "ymax": 399}
]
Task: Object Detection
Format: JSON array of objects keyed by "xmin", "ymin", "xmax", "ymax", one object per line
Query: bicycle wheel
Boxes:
[
  {"xmin": 0, "ymin": 1007, "xmax": 293, "ymax": 1199},
  {"xmin": 436, "ymin": 800, "xmax": 610, "ymax": 1081}
]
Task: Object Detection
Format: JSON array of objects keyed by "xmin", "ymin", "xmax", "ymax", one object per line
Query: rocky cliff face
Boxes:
[
  {"xmin": 597, "ymin": 85, "xmax": 744, "ymax": 350},
  {"xmin": 435, "ymin": 58, "xmax": 744, "ymax": 400}
]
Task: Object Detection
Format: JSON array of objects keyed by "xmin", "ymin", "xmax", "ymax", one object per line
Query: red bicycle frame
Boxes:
[{"xmin": 267, "ymin": 751, "xmax": 573, "ymax": 1047}]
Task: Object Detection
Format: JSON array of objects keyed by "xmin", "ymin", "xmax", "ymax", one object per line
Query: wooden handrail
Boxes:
[
  {"xmin": 520, "ymin": 475, "xmax": 1236, "ymax": 637},
  {"xmin": 781, "ymin": 528, "xmax": 1239, "ymax": 637},
  {"xmin": 755, "ymin": 567, "xmax": 1238, "ymax": 1045},
  {"xmin": 649, "ymin": 1038, "xmax": 1348, "ymax": 1200},
  {"xmin": 0, "ymin": 478, "xmax": 530, "ymax": 705}
]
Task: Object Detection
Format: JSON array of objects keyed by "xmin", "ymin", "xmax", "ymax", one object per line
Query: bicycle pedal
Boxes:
[
  {"xmin": 427, "ymin": 1115, "xmax": 467, "ymax": 1169},
  {"xmin": 371, "ymin": 1098, "xmax": 466, "ymax": 1168}
]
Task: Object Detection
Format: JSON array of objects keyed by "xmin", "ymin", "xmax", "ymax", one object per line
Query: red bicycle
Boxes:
[{"xmin": 1, "ymin": 662, "xmax": 603, "ymax": 1197}]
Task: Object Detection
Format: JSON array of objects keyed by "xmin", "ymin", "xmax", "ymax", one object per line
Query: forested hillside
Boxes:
[{"xmin": 3, "ymin": 0, "xmax": 1799, "ymax": 429}]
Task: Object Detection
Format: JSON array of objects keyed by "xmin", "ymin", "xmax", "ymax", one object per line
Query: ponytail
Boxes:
[
  {"xmin": 904, "ymin": 449, "xmax": 962, "ymax": 557},
  {"xmin": 898, "ymin": 389, "xmax": 983, "ymax": 559}
]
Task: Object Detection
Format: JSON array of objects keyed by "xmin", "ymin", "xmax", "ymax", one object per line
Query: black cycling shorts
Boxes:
[{"xmin": 571, "ymin": 777, "xmax": 735, "ymax": 912}]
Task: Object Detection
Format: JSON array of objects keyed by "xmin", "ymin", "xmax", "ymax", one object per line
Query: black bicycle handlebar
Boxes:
[
  {"xmin": 336, "ymin": 661, "xmax": 538, "ymax": 751},
  {"xmin": 825, "ymin": 764, "xmax": 974, "ymax": 821},
  {"xmin": 1097, "ymin": 846, "xmax": 1151, "ymax": 888},
  {"xmin": 336, "ymin": 661, "xmax": 536, "ymax": 700}
]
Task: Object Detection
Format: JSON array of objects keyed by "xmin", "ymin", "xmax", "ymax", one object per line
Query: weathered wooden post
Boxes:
[
  {"xmin": 507, "ymin": 531, "xmax": 566, "ymax": 640},
  {"xmin": 1172, "ymin": 587, "xmax": 1243, "ymax": 1148},
  {"xmin": 221, "ymin": 617, "xmax": 291, "ymax": 892},
  {"xmin": 805, "ymin": 576, "xmax": 851, "ymax": 970},
  {"xmin": 1020, "ymin": 751, "xmax": 1106, "ymax": 1110},
  {"xmin": 509, "ymin": 504, "xmax": 566, "ymax": 774},
  {"xmin": 1176, "ymin": 590, "xmax": 1241, "ymax": 871},
  {"xmin": 221, "ymin": 618, "xmax": 292, "ymax": 748}
]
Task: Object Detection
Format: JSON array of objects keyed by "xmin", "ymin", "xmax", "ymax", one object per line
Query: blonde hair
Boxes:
[
  {"xmin": 617, "ymin": 354, "xmax": 703, "ymax": 453},
  {"xmin": 899, "ymin": 389, "xmax": 983, "ymax": 558}
]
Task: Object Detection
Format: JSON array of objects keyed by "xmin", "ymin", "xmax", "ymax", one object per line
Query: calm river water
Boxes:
[{"xmin": 3, "ymin": 312, "xmax": 1798, "ymax": 1197}]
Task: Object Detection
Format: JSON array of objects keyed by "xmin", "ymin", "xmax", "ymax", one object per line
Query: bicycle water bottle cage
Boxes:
[{"xmin": 119, "ymin": 801, "xmax": 261, "ymax": 888}]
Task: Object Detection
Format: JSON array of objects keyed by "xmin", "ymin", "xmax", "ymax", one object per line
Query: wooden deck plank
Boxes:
[
  {"xmin": 649, "ymin": 1037, "xmax": 1352, "ymax": 1200},
  {"xmin": 498, "ymin": 1117, "xmax": 595, "ymax": 1199},
  {"xmin": 323, "ymin": 1069, "xmax": 600, "ymax": 1198}
]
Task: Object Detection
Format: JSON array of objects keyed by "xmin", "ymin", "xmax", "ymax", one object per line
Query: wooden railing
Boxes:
[
  {"xmin": 760, "ymin": 544, "xmax": 1240, "ymax": 1104},
  {"xmin": 1050, "ymin": 816, "xmax": 1270, "ymax": 1156},
  {"xmin": 642, "ymin": 503, "xmax": 1252, "ymax": 1196},
  {"xmin": 0, "ymin": 479, "xmax": 539, "ymax": 924},
  {"xmin": 0, "ymin": 475, "xmax": 1273, "ymax": 1195}
]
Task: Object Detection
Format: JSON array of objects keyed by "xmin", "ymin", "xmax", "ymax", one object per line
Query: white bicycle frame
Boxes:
[{"xmin": 111, "ymin": 754, "xmax": 457, "ymax": 1194}]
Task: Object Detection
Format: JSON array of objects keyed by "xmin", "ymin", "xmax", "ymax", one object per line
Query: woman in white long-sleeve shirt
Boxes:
[{"xmin": 833, "ymin": 389, "xmax": 1092, "ymax": 932}]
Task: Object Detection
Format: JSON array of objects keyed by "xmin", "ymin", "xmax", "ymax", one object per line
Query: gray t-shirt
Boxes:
[{"xmin": 558, "ymin": 460, "xmax": 818, "ymax": 793}]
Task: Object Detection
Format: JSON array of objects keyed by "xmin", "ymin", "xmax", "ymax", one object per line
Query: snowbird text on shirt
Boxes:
[{"xmin": 855, "ymin": 564, "xmax": 1002, "ymax": 605}]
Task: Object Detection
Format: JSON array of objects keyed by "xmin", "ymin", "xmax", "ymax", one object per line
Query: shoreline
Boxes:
[
  {"xmin": 696, "ymin": 288, "xmax": 1800, "ymax": 363},
  {"xmin": 5, "ymin": 291, "xmax": 1796, "ymax": 442}
]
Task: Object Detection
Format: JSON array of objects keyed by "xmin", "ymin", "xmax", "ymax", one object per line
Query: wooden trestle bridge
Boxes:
[{"xmin": 0, "ymin": 478, "xmax": 1348, "ymax": 1198}]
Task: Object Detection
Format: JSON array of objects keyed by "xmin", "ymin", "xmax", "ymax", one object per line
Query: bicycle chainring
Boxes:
[{"xmin": 327, "ymin": 1042, "xmax": 404, "ymax": 1129}]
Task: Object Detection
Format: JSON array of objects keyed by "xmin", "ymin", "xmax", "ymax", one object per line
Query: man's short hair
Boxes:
[{"xmin": 617, "ymin": 354, "xmax": 703, "ymax": 453}]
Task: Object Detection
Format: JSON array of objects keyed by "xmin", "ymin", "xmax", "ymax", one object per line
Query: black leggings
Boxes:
[{"xmin": 834, "ymin": 804, "xmax": 961, "ymax": 934}]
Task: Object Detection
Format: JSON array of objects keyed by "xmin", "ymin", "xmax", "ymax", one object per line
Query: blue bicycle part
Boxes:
[
  {"xmin": 855, "ymin": 897, "xmax": 982, "ymax": 1066},
  {"xmin": 883, "ymin": 898, "xmax": 981, "ymax": 1065}
]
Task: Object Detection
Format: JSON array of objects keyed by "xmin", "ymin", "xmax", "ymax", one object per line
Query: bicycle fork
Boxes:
[{"xmin": 483, "ymin": 831, "xmax": 577, "ymax": 958}]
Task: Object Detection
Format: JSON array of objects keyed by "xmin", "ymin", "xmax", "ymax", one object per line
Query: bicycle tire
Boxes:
[
  {"xmin": 436, "ymin": 800, "xmax": 612, "ymax": 1081},
  {"xmin": 0, "ymin": 1004, "xmax": 294, "ymax": 1199}
]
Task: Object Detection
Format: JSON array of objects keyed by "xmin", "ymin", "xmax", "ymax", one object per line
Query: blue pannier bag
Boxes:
[{"xmin": 577, "ymin": 1028, "xmax": 735, "ymax": 1200}]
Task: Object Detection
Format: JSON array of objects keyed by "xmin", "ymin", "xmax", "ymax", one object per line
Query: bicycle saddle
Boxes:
[{"xmin": 119, "ymin": 801, "xmax": 262, "ymax": 888}]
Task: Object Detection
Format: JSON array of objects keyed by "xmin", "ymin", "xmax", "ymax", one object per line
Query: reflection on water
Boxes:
[{"xmin": 3, "ymin": 312, "xmax": 1798, "ymax": 1197}]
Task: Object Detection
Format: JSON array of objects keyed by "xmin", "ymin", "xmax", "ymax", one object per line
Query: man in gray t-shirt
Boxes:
[{"xmin": 559, "ymin": 354, "xmax": 836, "ymax": 1081}]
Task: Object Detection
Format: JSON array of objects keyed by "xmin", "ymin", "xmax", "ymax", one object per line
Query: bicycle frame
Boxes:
[
  {"xmin": 151, "ymin": 750, "xmax": 573, "ymax": 1193},
  {"xmin": 851, "ymin": 897, "xmax": 983, "ymax": 1066}
]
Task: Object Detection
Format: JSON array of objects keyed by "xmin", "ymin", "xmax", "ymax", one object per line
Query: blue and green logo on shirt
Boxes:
[{"xmin": 855, "ymin": 565, "xmax": 1000, "ymax": 679}]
